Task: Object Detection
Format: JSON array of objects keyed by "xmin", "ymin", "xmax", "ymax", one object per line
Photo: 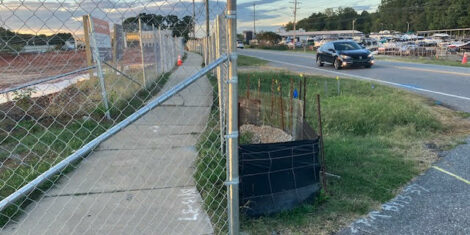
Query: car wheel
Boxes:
[
  {"xmin": 334, "ymin": 58, "xmax": 342, "ymax": 70},
  {"xmin": 316, "ymin": 56, "xmax": 324, "ymax": 67}
]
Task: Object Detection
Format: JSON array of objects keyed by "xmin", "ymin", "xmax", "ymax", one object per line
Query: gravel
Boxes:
[{"xmin": 240, "ymin": 124, "xmax": 293, "ymax": 144}]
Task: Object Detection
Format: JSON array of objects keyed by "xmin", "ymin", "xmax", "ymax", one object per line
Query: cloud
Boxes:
[
  {"xmin": 237, "ymin": 0, "xmax": 285, "ymax": 23},
  {"xmin": 351, "ymin": 5, "xmax": 374, "ymax": 11},
  {"xmin": 236, "ymin": 0, "xmax": 380, "ymax": 31},
  {"xmin": 0, "ymin": 0, "xmax": 226, "ymax": 35}
]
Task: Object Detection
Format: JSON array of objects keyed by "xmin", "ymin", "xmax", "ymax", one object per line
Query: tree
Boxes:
[
  {"xmin": 122, "ymin": 14, "xmax": 194, "ymax": 40},
  {"xmin": 283, "ymin": 0, "xmax": 470, "ymax": 33},
  {"xmin": 356, "ymin": 11, "xmax": 372, "ymax": 33},
  {"xmin": 256, "ymin": 32, "xmax": 281, "ymax": 45}
]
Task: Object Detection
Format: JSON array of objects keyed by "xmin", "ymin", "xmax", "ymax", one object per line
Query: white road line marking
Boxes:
[
  {"xmin": 393, "ymin": 66, "xmax": 470, "ymax": 77},
  {"xmin": 243, "ymin": 54, "xmax": 470, "ymax": 102}
]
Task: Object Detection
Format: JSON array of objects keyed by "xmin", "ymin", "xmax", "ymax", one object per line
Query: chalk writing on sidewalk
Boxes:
[
  {"xmin": 348, "ymin": 184, "xmax": 429, "ymax": 234},
  {"xmin": 177, "ymin": 188, "xmax": 200, "ymax": 221}
]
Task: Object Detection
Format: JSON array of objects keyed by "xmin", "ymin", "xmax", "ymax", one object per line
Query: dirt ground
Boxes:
[{"xmin": 240, "ymin": 124, "xmax": 293, "ymax": 144}]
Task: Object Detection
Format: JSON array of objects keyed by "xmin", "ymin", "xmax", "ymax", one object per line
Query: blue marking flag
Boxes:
[{"xmin": 293, "ymin": 88, "xmax": 298, "ymax": 98}]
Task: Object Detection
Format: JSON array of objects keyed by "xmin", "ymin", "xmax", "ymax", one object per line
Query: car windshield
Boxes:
[{"xmin": 334, "ymin": 41, "xmax": 361, "ymax": 51}]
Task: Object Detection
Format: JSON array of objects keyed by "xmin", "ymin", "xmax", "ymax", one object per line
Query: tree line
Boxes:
[
  {"xmin": 0, "ymin": 27, "xmax": 73, "ymax": 52},
  {"xmin": 123, "ymin": 13, "xmax": 194, "ymax": 40},
  {"xmin": 285, "ymin": 0, "xmax": 470, "ymax": 34}
]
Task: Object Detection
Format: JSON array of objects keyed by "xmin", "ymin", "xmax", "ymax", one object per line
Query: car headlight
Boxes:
[
  {"xmin": 368, "ymin": 54, "xmax": 373, "ymax": 57},
  {"xmin": 340, "ymin": 55, "xmax": 351, "ymax": 59}
]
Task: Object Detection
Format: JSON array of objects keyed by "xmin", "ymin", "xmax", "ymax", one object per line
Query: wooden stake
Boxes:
[
  {"xmin": 257, "ymin": 78, "xmax": 261, "ymax": 100},
  {"xmin": 303, "ymin": 76, "xmax": 306, "ymax": 122},
  {"xmin": 280, "ymin": 83, "xmax": 285, "ymax": 130},
  {"xmin": 290, "ymin": 78, "xmax": 293, "ymax": 131},
  {"xmin": 271, "ymin": 79, "xmax": 274, "ymax": 117},
  {"xmin": 82, "ymin": 15, "xmax": 94, "ymax": 80}
]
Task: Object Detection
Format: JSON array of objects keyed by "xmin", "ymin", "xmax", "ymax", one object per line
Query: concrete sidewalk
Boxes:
[{"xmin": 6, "ymin": 53, "xmax": 215, "ymax": 234}]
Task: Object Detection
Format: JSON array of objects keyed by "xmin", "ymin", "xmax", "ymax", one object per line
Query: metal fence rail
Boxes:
[{"xmin": 0, "ymin": 0, "xmax": 238, "ymax": 234}]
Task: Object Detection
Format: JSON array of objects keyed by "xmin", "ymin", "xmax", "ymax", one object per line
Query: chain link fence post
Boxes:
[
  {"xmin": 152, "ymin": 25, "xmax": 159, "ymax": 76},
  {"xmin": 0, "ymin": 1, "xmax": 231, "ymax": 233},
  {"xmin": 158, "ymin": 26, "xmax": 165, "ymax": 73},
  {"xmin": 88, "ymin": 15, "xmax": 111, "ymax": 120},
  {"xmin": 226, "ymin": 0, "xmax": 239, "ymax": 233},
  {"xmin": 138, "ymin": 17, "xmax": 147, "ymax": 87},
  {"xmin": 215, "ymin": 15, "xmax": 224, "ymax": 154}
]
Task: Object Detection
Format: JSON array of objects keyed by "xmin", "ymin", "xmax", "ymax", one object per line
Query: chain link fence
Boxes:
[{"xmin": 0, "ymin": 0, "xmax": 238, "ymax": 234}]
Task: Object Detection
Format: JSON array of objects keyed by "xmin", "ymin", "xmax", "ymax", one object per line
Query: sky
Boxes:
[
  {"xmin": 0, "ymin": 0, "xmax": 381, "ymax": 36},
  {"xmin": 237, "ymin": 0, "xmax": 381, "ymax": 32}
]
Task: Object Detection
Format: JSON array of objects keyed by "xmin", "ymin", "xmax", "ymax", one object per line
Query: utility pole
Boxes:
[
  {"xmin": 192, "ymin": 0, "xmax": 196, "ymax": 38},
  {"xmin": 253, "ymin": 2, "xmax": 256, "ymax": 38},
  {"xmin": 204, "ymin": 0, "xmax": 209, "ymax": 65},
  {"xmin": 291, "ymin": 0, "xmax": 299, "ymax": 49},
  {"xmin": 407, "ymin": 21, "xmax": 410, "ymax": 33},
  {"xmin": 205, "ymin": 0, "xmax": 209, "ymax": 37},
  {"xmin": 352, "ymin": 19, "xmax": 356, "ymax": 39}
]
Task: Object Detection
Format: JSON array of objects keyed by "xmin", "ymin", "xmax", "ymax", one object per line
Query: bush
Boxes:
[{"xmin": 253, "ymin": 44, "xmax": 289, "ymax": 51}]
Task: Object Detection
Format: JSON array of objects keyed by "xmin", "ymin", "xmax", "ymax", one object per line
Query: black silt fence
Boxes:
[{"xmin": 239, "ymin": 139, "xmax": 321, "ymax": 217}]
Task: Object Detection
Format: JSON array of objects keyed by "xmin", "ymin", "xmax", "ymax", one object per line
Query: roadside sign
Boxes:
[
  {"xmin": 82, "ymin": 15, "xmax": 111, "ymax": 119},
  {"xmin": 83, "ymin": 16, "xmax": 112, "ymax": 62}
]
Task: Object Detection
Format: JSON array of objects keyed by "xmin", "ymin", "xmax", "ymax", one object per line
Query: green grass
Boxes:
[
  {"xmin": 196, "ymin": 71, "xmax": 470, "ymax": 234},
  {"xmin": 238, "ymin": 54, "xmax": 269, "ymax": 67},
  {"xmin": 0, "ymin": 63, "xmax": 173, "ymax": 227},
  {"xmin": 194, "ymin": 75, "xmax": 227, "ymax": 234},
  {"xmin": 374, "ymin": 55, "xmax": 470, "ymax": 68}
]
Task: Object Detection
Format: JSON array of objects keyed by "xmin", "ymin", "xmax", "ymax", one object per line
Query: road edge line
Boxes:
[{"xmin": 432, "ymin": 166, "xmax": 470, "ymax": 185}]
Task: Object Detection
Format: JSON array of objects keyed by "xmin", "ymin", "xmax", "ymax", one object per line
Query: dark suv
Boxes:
[{"xmin": 316, "ymin": 40, "xmax": 374, "ymax": 69}]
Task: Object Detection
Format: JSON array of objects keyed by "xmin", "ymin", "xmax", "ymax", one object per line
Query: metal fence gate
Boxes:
[{"xmin": 0, "ymin": 0, "xmax": 238, "ymax": 234}]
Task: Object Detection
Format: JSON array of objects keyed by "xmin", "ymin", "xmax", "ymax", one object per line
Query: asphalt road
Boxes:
[
  {"xmin": 239, "ymin": 49, "xmax": 470, "ymax": 234},
  {"xmin": 239, "ymin": 49, "xmax": 470, "ymax": 112}
]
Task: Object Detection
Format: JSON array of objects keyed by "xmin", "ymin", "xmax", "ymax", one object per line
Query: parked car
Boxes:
[
  {"xmin": 287, "ymin": 41, "xmax": 302, "ymax": 48},
  {"xmin": 237, "ymin": 41, "xmax": 244, "ymax": 49},
  {"xmin": 316, "ymin": 40, "xmax": 374, "ymax": 69},
  {"xmin": 398, "ymin": 43, "xmax": 418, "ymax": 56}
]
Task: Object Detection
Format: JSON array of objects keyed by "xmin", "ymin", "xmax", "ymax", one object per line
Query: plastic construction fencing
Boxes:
[
  {"xmin": 237, "ymin": 95, "xmax": 321, "ymax": 217},
  {"xmin": 237, "ymin": 74, "xmax": 325, "ymax": 217},
  {"xmin": 239, "ymin": 139, "xmax": 321, "ymax": 217},
  {"xmin": 0, "ymin": 0, "xmax": 238, "ymax": 234}
]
